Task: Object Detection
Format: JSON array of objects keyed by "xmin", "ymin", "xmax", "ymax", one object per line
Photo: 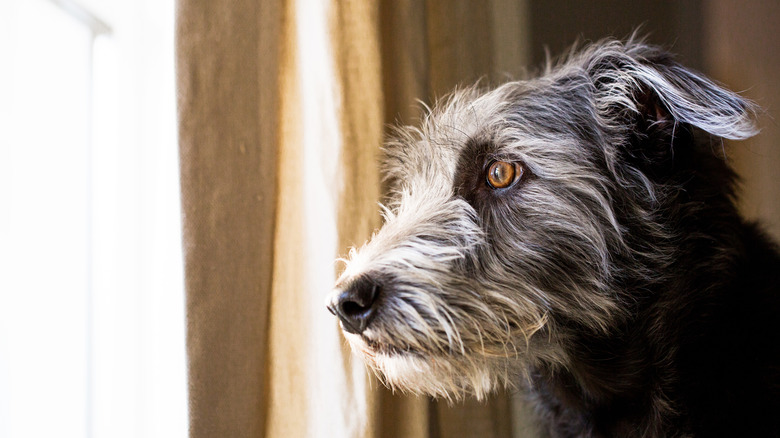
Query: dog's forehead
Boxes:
[
  {"xmin": 404, "ymin": 88, "xmax": 514, "ymax": 162},
  {"xmin": 384, "ymin": 72, "xmax": 594, "ymax": 194},
  {"xmin": 426, "ymin": 85, "xmax": 522, "ymax": 146},
  {"xmin": 430, "ymin": 78, "xmax": 582, "ymax": 146}
]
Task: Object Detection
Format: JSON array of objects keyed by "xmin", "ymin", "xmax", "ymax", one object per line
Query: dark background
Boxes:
[{"xmin": 529, "ymin": 0, "xmax": 704, "ymax": 69}]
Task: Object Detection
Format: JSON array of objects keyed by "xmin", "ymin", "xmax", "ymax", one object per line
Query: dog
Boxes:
[{"xmin": 326, "ymin": 38, "xmax": 780, "ymax": 437}]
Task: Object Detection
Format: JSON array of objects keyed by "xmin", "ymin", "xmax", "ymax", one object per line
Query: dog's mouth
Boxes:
[{"xmin": 356, "ymin": 334, "xmax": 419, "ymax": 357}]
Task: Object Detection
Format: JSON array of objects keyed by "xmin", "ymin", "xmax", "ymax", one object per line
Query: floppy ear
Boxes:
[{"xmin": 585, "ymin": 40, "xmax": 758, "ymax": 141}]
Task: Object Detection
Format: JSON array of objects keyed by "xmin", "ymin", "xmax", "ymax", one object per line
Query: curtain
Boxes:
[
  {"xmin": 177, "ymin": 0, "xmax": 282, "ymax": 435},
  {"xmin": 177, "ymin": 0, "xmax": 780, "ymax": 437},
  {"xmin": 177, "ymin": 0, "xmax": 535, "ymax": 436}
]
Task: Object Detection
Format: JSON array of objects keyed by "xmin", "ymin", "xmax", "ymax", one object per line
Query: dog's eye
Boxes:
[{"xmin": 486, "ymin": 161, "xmax": 522, "ymax": 189}]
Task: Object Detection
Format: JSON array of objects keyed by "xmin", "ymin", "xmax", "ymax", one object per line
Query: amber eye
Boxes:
[{"xmin": 486, "ymin": 160, "xmax": 522, "ymax": 189}]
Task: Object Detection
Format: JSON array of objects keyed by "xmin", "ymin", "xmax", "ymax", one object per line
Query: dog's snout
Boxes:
[{"xmin": 328, "ymin": 279, "xmax": 381, "ymax": 334}]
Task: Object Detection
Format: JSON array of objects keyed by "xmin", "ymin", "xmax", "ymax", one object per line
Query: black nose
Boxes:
[{"xmin": 327, "ymin": 278, "xmax": 381, "ymax": 334}]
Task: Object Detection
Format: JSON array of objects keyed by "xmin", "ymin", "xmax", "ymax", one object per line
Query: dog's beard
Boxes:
[
  {"xmin": 341, "ymin": 306, "xmax": 549, "ymax": 401},
  {"xmin": 343, "ymin": 330, "xmax": 503, "ymax": 400}
]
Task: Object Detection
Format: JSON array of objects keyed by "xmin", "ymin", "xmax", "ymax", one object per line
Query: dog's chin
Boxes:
[{"xmin": 342, "ymin": 331, "xmax": 501, "ymax": 401}]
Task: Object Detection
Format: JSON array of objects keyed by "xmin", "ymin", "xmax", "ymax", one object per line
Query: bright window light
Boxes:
[{"xmin": 0, "ymin": 1, "xmax": 187, "ymax": 437}]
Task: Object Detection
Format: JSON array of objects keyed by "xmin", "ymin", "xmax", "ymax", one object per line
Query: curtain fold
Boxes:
[
  {"xmin": 178, "ymin": 0, "xmax": 532, "ymax": 436},
  {"xmin": 176, "ymin": 0, "xmax": 283, "ymax": 435}
]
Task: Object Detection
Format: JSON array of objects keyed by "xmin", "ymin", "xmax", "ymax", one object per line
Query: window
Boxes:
[{"xmin": 0, "ymin": 1, "xmax": 187, "ymax": 437}]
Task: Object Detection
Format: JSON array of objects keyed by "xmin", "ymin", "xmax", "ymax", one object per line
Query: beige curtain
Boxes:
[
  {"xmin": 176, "ymin": 0, "xmax": 780, "ymax": 436},
  {"xmin": 177, "ymin": 0, "xmax": 533, "ymax": 436},
  {"xmin": 176, "ymin": 0, "xmax": 281, "ymax": 435}
]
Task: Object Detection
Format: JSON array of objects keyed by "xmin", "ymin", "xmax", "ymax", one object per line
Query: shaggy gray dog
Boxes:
[{"xmin": 326, "ymin": 39, "xmax": 780, "ymax": 437}]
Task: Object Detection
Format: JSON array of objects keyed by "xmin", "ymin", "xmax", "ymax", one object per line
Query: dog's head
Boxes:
[{"xmin": 326, "ymin": 39, "xmax": 756, "ymax": 400}]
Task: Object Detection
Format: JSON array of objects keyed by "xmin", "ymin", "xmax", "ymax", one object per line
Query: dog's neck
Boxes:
[{"xmin": 528, "ymin": 220, "xmax": 780, "ymax": 436}]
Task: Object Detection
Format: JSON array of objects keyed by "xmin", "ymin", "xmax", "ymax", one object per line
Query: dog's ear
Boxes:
[{"xmin": 585, "ymin": 40, "xmax": 757, "ymax": 141}]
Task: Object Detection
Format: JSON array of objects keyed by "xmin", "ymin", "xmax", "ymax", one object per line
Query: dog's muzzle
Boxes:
[{"xmin": 327, "ymin": 277, "xmax": 381, "ymax": 334}]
